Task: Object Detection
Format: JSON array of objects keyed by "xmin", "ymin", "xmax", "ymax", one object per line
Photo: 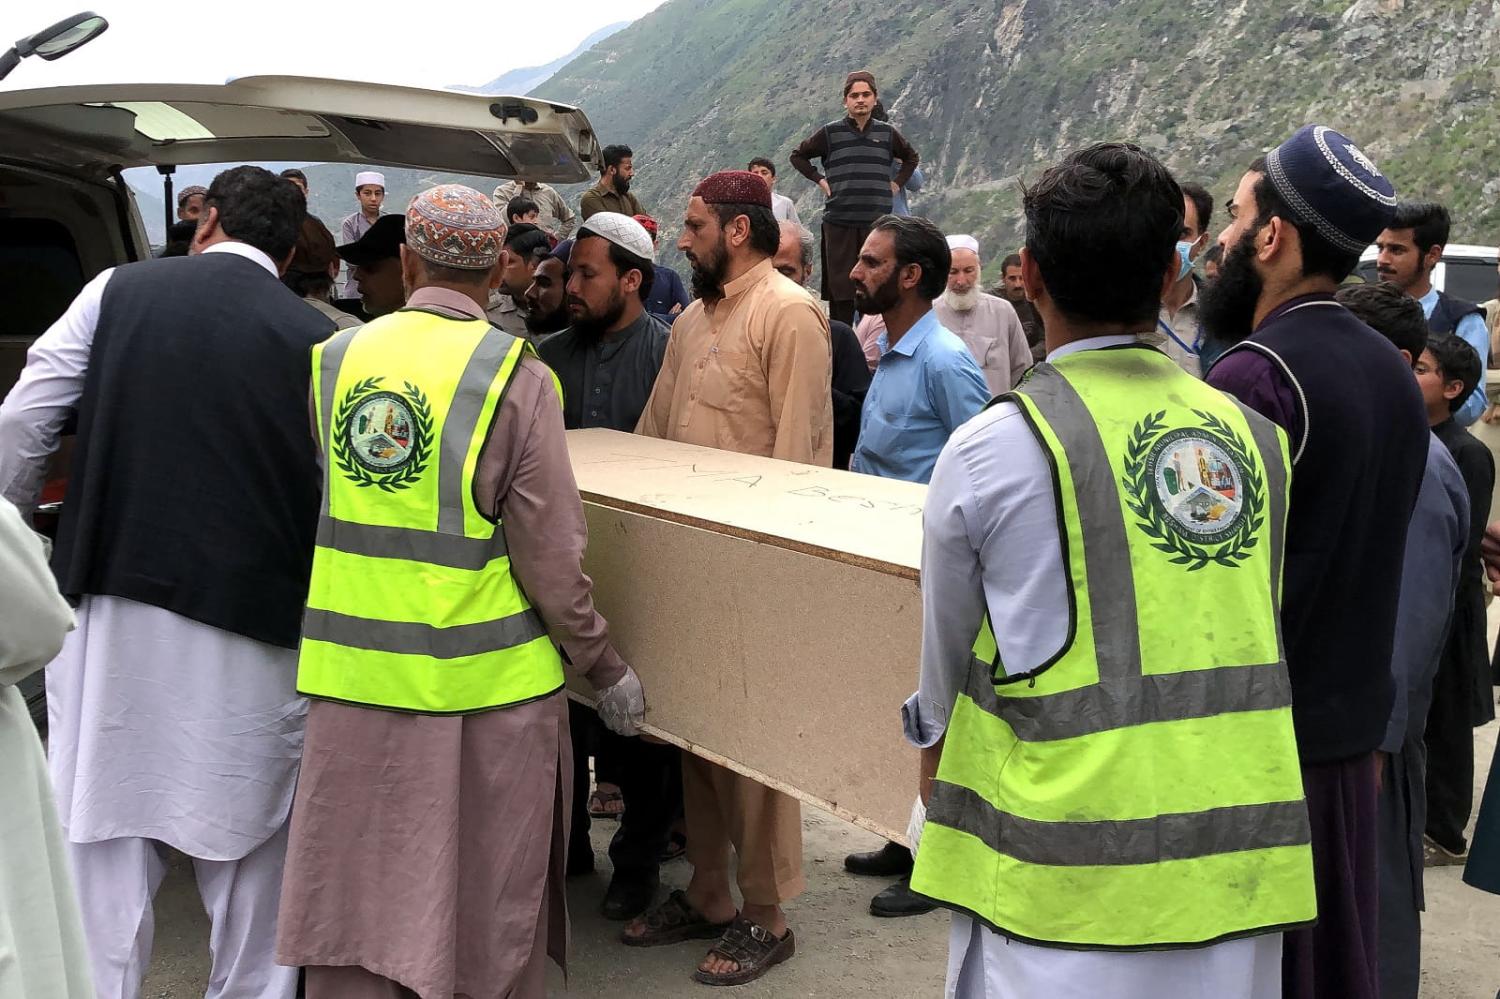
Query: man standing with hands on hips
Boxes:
[{"xmin": 791, "ymin": 70, "xmax": 920, "ymax": 326}]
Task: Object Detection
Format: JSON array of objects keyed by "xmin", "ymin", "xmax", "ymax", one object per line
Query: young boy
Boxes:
[
  {"xmin": 338, "ymin": 170, "xmax": 385, "ymax": 297},
  {"xmin": 1418, "ymin": 334, "xmax": 1497, "ymax": 864},
  {"xmin": 505, "ymin": 195, "xmax": 541, "ymax": 227}
]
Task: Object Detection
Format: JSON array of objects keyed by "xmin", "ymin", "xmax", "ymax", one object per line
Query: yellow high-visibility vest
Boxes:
[
  {"xmin": 912, "ymin": 344, "xmax": 1315, "ymax": 949},
  {"xmin": 298, "ymin": 309, "xmax": 564, "ymax": 714}
]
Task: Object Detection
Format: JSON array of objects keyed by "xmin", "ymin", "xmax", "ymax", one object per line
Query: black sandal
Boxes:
[
  {"xmin": 621, "ymin": 890, "xmax": 735, "ymax": 948},
  {"xmin": 691, "ymin": 916, "xmax": 796, "ymax": 986}
]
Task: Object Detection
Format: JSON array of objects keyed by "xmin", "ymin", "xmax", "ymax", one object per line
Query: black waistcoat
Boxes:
[
  {"xmin": 1427, "ymin": 289, "xmax": 1483, "ymax": 335},
  {"xmin": 50, "ymin": 251, "xmax": 335, "ymax": 648},
  {"xmin": 1222, "ymin": 298, "xmax": 1429, "ymax": 762}
]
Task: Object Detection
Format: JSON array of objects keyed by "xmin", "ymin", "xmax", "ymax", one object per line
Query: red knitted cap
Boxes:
[{"xmin": 691, "ymin": 170, "xmax": 772, "ymax": 210}]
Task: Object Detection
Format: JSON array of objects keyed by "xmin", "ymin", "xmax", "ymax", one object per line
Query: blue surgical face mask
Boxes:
[{"xmin": 1175, "ymin": 241, "xmax": 1195, "ymax": 281}]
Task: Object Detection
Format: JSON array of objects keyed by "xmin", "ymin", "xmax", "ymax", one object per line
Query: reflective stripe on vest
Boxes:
[
  {"xmin": 299, "ymin": 310, "xmax": 565, "ymax": 715},
  {"xmin": 913, "ymin": 345, "xmax": 1315, "ymax": 950}
]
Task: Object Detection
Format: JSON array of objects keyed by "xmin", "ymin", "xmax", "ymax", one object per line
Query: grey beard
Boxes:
[{"xmin": 942, "ymin": 287, "xmax": 981, "ymax": 312}]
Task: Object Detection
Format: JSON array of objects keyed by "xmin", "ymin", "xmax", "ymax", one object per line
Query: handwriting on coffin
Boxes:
[
  {"xmin": 582, "ymin": 452, "xmax": 922, "ymax": 513},
  {"xmin": 787, "ymin": 485, "xmax": 922, "ymax": 515}
]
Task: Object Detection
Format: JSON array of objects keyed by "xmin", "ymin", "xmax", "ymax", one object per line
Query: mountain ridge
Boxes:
[
  {"xmin": 532, "ymin": 0, "xmax": 1500, "ymax": 272},
  {"xmin": 452, "ymin": 22, "xmax": 632, "ymax": 96}
]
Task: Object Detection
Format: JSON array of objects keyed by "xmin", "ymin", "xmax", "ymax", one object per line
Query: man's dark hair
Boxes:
[
  {"xmin": 158, "ymin": 220, "xmax": 197, "ymax": 258},
  {"xmin": 203, "ymin": 166, "xmax": 303, "ymax": 260},
  {"xmin": 1001, "ymin": 252, "xmax": 1022, "ymax": 272},
  {"xmin": 279, "ymin": 168, "xmax": 307, "ymax": 185},
  {"xmin": 1390, "ymin": 201, "xmax": 1451, "ymax": 256},
  {"xmin": 748, "ymin": 156, "xmax": 776, "ymax": 177},
  {"xmin": 504, "ymin": 221, "xmax": 552, "ymax": 261},
  {"xmin": 1248, "ymin": 156, "xmax": 1361, "ymax": 282},
  {"xmin": 869, "ymin": 214, "xmax": 950, "ymax": 300},
  {"xmin": 576, "ymin": 232, "xmax": 656, "ymax": 302},
  {"xmin": 710, "ymin": 203, "xmax": 780, "ymax": 258},
  {"xmin": 1181, "ymin": 182, "xmax": 1214, "ymax": 234},
  {"xmin": 601, "ymin": 144, "xmax": 633, "ymax": 174},
  {"xmin": 1335, "ymin": 281, "xmax": 1428, "ymax": 365},
  {"xmin": 282, "ymin": 215, "xmax": 339, "ymax": 298},
  {"xmin": 1023, "ymin": 142, "xmax": 1182, "ymax": 325},
  {"xmin": 506, "ymin": 195, "xmax": 540, "ymax": 223},
  {"xmin": 1426, "ymin": 334, "xmax": 1482, "ymax": 412}
]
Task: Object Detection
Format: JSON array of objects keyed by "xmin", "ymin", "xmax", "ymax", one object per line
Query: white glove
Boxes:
[
  {"xmin": 595, "ymin": 665, "xmax": 646, "ymax": 737},
  {"xmin": 906, "ymin": 794, "xmax": 928, "ymax": 853}
]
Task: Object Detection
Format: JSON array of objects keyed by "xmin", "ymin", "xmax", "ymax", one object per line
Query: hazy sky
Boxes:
[{"xmin": 0, "ymin": 0, "xmax": 667, "ymax": 92}]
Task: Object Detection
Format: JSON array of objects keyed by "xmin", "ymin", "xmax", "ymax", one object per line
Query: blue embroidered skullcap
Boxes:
[{"xmin": 1264, "ymin": 125, "xmax": 1396, "ymax": 255}]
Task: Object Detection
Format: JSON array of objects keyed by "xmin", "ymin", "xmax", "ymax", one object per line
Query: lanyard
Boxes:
[{"xmin": 1157, "ymin": 317, "xmax": 1202, "ymax": 355}]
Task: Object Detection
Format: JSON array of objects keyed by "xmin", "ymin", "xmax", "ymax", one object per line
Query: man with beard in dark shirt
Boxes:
[
  {"xmin": 523, "ymin": 240, "xmax": 573, "ymax": 342},
  {"xmin": 1200, "ymin": 125, "xmax": 1427, "ymax": 999},
  {"xmin": 772, "ymin": 220, "xmax": 871, "ymax": 469},
  {"xmin": 537, "ymin": 214, "xmax": 678, "ymax": 922}
]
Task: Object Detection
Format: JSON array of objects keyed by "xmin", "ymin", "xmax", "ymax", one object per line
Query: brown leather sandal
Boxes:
[
  {"xmin": 620, "ymin": 890, "xmax": 735, "ymax": 948},
  {"xmin": 691, "ymin": 916, "xmax": 796, "ymax": 986}
]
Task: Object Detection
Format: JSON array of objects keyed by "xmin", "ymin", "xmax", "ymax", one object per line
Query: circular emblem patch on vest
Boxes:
[
  {"xmin": 330, "ymin": 377, "xmax": 434, "ymax": 491},
  {"xmin": 1122, "ymin": 409, "xmax": 1267, "ymax": 571}
]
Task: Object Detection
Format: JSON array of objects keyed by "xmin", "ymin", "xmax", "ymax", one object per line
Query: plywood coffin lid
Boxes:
[{"xmin": 566, "ymin": 429, "xmax": 924, "ymax": 577}]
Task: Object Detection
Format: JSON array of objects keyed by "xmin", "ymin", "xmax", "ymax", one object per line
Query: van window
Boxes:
[
  {"xmin": 1, "ymin": 217, "xmax": 85, "ymax": 396},
  {"xmin": 1441, "ymin": 258, "xmax": 1498, "ymax": 306}
]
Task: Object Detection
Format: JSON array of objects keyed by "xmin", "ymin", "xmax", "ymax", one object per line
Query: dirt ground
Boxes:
[{"xmin": 137, "ymin": 733, "xmax": 1500, "ymax": 998}]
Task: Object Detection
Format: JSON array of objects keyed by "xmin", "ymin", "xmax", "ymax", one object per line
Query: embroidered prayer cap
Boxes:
[
  {"xmin": 843, "ymin": 70, "xmax": 877, "ymax": 97},
  {"xmin": 354, "ymin": 171, "xmax": 386, "ymax": 190},
  {"xmin": 1264, "ymin": 125, "xmax": 1396, "ymax": 255},
  {"xmin": 632, "ymin": 213, "xmax": 659, "ymax": 243},
  {"xmin": 176, "ymin": 185, "xmax": 207, "ymax": 209},
  {"xmin": 692, "ymin": 170, "xmax": 773, "ymax": 210},
  {"xmin": 947, "ymin": 234, "xmax": 980, "ymax": 256},
  {"xmin": 579, "ymin": 211, "xmax": 656, "ymax": 264},
  {"xmin": 547, "ymin": 239, "xmax": 574, "ymax": 265},
  {"xmin": 405, "ymin": 184, "xmax": 504, "ymax": 270}
]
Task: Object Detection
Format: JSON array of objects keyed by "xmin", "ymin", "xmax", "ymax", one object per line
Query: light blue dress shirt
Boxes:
[
  {"xmin": 891, "ymin": 163, "xmax": 925, "ymax": 217},
  {"xmin": 851, "ymin": 309, "xmax": 990, "ymax": 484},
  {"xmin": 1420, "ymin": 287, "xmax": 1490, "ymax": 426}
]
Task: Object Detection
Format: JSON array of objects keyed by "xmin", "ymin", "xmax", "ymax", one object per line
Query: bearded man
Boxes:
[
  {"xmin": 538, "ymin": 215, "xmax": 681, "ymax": 923},
  {"xmin": 625, "ymin": 170, "xmax": 831, "ymax": 987},
  {"xmin": 931, "ymin": 234, "xmax": 1032, "ymax": 394},
  {"xmin": 523, "ymin": 240, "xmax": 573, "ymax": 341}
]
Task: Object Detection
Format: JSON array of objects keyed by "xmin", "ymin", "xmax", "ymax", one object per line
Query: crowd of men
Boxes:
[{"xmin": 3, "ymin": 65, "xmax": 1500, "ymax": 999}]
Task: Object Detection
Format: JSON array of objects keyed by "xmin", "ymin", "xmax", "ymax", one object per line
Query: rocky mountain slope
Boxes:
[{"xmin": 534, "ymin": 0, "xmax": 1500, "ymax": 268}]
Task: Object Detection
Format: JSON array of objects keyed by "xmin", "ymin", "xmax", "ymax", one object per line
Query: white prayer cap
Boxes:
[
  {"xmin": 354, "ymin": 171, "xmax": 386, "ymax": 189},
  {"xmin": 947, "ymin": 234, "xmax": 980, "ymax": 256},
  {"xmin": 578, "ymin": 211, "xmax": 656, "ymax": 264}
]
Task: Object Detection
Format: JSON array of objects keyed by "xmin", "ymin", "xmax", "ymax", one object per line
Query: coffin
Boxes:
[{"xmin": 565, "ymin": 428, "xmax": 925, "ymax": 842}]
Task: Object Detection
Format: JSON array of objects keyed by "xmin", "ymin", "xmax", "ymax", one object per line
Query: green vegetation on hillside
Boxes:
[{"xmin": 532, "ymin": 0, "xmax": 1500, "ymax": 270}]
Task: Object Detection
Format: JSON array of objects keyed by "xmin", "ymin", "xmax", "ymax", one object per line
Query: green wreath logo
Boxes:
[
  {"xmin": 331, "ymin": 377, "xmax": 434, "ymax": 491},
  {"xmin": 1121, "ymin": 409, "xmax": 1266, "ymax": 572}
]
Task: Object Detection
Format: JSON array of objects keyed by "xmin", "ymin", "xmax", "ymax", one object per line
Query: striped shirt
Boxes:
[{"xmin": 791, "ymin": 116, "xmax": 919, "ymax": 226}]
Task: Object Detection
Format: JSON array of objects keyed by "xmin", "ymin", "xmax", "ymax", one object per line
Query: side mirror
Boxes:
[
  {"xmin": 0, "ymin": 12, "xmax": 109, "ymax": 81},
  {"xmin": 23, "ymin": 12, "xmax": 109, "ymax": 60}
]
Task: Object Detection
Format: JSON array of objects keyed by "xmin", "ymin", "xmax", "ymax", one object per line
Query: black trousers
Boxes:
[
  {"xmin": 568, "ymin": 700, "xmax": 683, "ymax": 878},
  {"xmin": 1425, "ymin": 649, "xmax": 1476, "ymax": 853}
]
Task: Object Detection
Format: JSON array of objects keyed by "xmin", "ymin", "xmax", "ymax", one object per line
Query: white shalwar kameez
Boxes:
[
  {"xmin": 904, "ymin": 336, "xmax": 1284, "ymax": 999},
  {"xmin": 0, "ymin": 243, "xmax": 305, "ymax": 999},
  {"xmin": 0, "ymin": 498, "xmax": 93, "ymax": 999}
]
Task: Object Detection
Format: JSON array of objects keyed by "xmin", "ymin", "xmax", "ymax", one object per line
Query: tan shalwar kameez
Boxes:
[
  {"xmin": 635, "ymin": 258, "xmax": 831, "ymax": 907},
  {"xmin": 275, "ymin": 288, "xmax": 628, "ymax": 999}
]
